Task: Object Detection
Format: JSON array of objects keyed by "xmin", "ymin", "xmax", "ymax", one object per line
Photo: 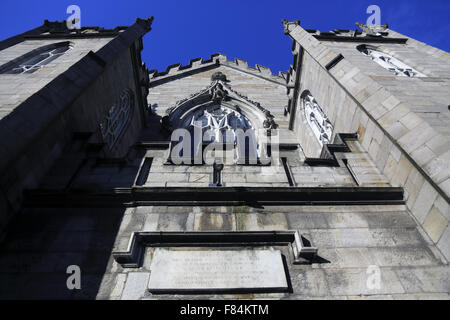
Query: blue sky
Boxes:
[{"xmin": 1, "ymin": 0, "xmax": 449, "ymax": 74}]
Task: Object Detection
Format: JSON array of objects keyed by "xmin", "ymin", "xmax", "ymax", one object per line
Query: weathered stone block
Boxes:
[
  {"xmin": 423, "ymin": 206, "xmax": 449, "ymax": 243},
  {"xmin": 121, "ymin": 272, "xmax": 150, "ymax": 300},
  {"xmin": 411, "ymin": 180, "xmax": 439, "ymax": 224}
]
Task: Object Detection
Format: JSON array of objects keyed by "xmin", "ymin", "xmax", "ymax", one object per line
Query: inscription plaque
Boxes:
[{"xmin": 147, "ymin": 248, "xmax": 289, "ymax": 293}]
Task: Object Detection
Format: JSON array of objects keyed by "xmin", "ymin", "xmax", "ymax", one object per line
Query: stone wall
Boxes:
[
  {"xmin": 285, "ymin": 23, "xmax": 450, "ymax": 262},
  {"xmin": 0, "ymin": 34, "xmax": 147, "ymax": 239},
  {"xmin": 0, "ymin": 38, "xmax": 111, "ymax": 120},
  {"xmin": 100, "ymin": 204, "xmax": 448, "ymax": 300},
  {"xmin": 148, "ymin": 65, "xmax": 289, "ymax": 130},
  {"xmin": 3, "ymin": 204, "xmax": 448, "ymax": 299}
]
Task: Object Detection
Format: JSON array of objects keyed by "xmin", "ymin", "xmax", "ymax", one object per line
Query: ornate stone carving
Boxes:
[
  {"xmin": 210, "ymin": 82, "xmax": 229, "ymax": 103},
  {"xmin": 164, "ymin": 75, "xmax": 278, "ymax": 131},
  {"xmin": 355, "ymin": 22, "xmax": 389, "ymax": 36},
  {"xmin": 100, "ymin": 89, "xmax": 134, "ymax": 149},
  {"xmin": 211, "ymin": 71, "xmax": 228, "ymax": 82},
  {"xmin": 302, "ymin": 92, "xmax": 333, "ymax": 146},
  {"xmin": 189, "ymin": 106, "xmax": 253, "ymax": 143},
  {"xmin": 358, "ymin": 45, "xmax": 425, "ymax": 77}
]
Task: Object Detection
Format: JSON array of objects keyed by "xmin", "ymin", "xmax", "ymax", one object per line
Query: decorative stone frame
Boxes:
[
  {"xmin": 112, "ymin": 231, "xmax": 318, "ymax": 268},
  {"xmin": 357, "ymin": 44, "xmax": 426, "ymax": 78},
  {"xmin": 0, "ymin": 41, "xmax": 73, "ymax": 74},
  {"xmin": 100, "ymin": 89, "xmax": 135, "ymax": 149},
  {"xmin": 163, "ymin": 72, "xmax": 277, "ymax": 165},
  {"xmin": 164, "ymin": 75, "xmax": 277, "ymax": 133},
  {"xmin": 300, "ymin": 90, "xmax": 334, "ymax": 147}
]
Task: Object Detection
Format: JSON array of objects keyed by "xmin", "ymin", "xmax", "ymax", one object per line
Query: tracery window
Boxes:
[
  {"xmin": 100, "ymin": 89, "xmax": 134, "ymax": 149},
  {"xmin": 181, "ymin": 105, "xmax": 258, "ymax": 162},
  {"xmin": 0, "ymin": 42, "xmax": 72, "ymax": 74},
  {"xmin": 302, "ymin": 92, "xmax": 333, "ymax": 146},
  {"xmin": 357, "ymin": 45, "xmax": 425, "ymax": 78},
  {"xmin": 189, "ymin": 106, "xmax": 253, "ymax": 143}
]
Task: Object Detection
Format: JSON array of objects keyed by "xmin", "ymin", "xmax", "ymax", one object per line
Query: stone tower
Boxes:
[{"xmin": 0, "ymin": 18, "xmax": 448, "ymax": 299}]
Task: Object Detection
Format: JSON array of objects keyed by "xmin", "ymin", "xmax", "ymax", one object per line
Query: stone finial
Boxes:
[
  {"xmin": 210, "ymin": 82, "xmax": 228, "ymax": 103},
  {"xmin": 355, "ymin": 22, "xmax": 389, "ymax": 36},
  {"xmin": 135, "ymin": 16, "xmax": 154, "ymax": 31},
  {"xmin": 282, "ymin": 19, "xmax": 300, "ymax": 35}
]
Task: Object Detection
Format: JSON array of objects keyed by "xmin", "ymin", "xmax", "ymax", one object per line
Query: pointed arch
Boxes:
[
  {"xmin": 300, "ymin": 90, "xmax": 333, "ymax": 147},
  {"xmin": 357, "ymin": 44, "xmax": 425, "ymax": 78},
  {"xmin": 100, "ymin": 88, "xmax": 135, "ymax": 149},
  {"xmin": 164, "ymin": 72, "xmax": 275, "ymax": 164},
  {"xmin": 164, "ymin": 77, "xmax": 277, "ymax": 133}
]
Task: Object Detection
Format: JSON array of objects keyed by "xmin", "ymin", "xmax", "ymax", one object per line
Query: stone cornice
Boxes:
[
  {"xmin": 23, "ymin": 186, "xmax": 405, "ymax": 207},
  {"xmin": 113, "ymin": 231, "xmax": 318, "ymax": 268}
]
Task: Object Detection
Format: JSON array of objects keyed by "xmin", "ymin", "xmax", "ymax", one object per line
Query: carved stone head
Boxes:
[{"xmin": 211, "ymin": 72, "xmax": 228, "ymax": 82}]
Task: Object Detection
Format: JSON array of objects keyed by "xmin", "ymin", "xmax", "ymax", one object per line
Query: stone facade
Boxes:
[
  {"xmin": 0, "ymin": 19, "xmax": 152, "ymax": 237},
  {"xmin": 282, "ymin": 21, "xmax": 449, "ymax": 262},
  {"xmin": 0, "ymin": 18, "xmax": 448, "ymax": 300}
]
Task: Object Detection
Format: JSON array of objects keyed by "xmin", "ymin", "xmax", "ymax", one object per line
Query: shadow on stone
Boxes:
[{"xmin": 0, "ymin": 207, "xmax": 125, "ymax": 300}]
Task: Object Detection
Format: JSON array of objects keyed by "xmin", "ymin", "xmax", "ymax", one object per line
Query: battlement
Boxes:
[{"xmin": 149, "ymin": 53, "xmax": 288, "ymax": 86}]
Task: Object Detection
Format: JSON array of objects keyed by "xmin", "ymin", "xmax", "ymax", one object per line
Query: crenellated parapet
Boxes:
[{"xmin": 149, "ymin": 53, "xmax": 288, "ymax": 87}]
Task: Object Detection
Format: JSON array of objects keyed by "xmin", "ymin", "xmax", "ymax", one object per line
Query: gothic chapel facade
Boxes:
[{"xmin": 0, "ymin": 17, "xmax": 449, "ymax": 299}]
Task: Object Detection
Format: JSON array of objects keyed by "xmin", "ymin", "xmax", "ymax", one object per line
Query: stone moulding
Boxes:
[
  {"xmin": 305, "ymin": 133, "xmax": 358, "ymax": 167},
  {"xmin": 313, "ymin": 34, "xmax": 407, "ymax": 44},
  {"xmin": 23, "ymin": 186, "xmax": 405, "ymax": 207},
  {"xmin": 112, "ymin": 231, "xmax": 318, "ymax": 268}
]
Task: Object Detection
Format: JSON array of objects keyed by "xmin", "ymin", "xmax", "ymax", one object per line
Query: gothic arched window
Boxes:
[
  {"xmin": 180, "ymin": 105, "xmax": 258, "ymax": 163},
  {"xmin": 0, "ymin": 42, "xmax": 72, "ymax": 74},
  {"xmin": 189, "ymin": 106, "xmax": 253, "ymax": 144},
  {"xmin": 357, "ymin": 45, "xmax": 425, "ymax": 78},
  {"xmin": 301, "ymin": 92, "xmax": 333, "ymax": 146},
  {"xmin": 100, "ymin": 89, "xmax": 134, "ymax": 149}
]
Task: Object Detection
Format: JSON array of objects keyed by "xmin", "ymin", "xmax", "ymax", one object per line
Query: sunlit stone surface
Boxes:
[{"xmin": 148, "ymin": 248, "xmax": 289, "ymax": 293}]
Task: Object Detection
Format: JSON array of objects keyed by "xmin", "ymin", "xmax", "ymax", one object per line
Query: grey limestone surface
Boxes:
[
  {"xmin": 0, "ymin": 19, "xmax": 448, "ymax": 300},
  {"xmin": 147, "ymin": 248, "xmax": 288, "ymax": 292},
  {"xmin": 285, "ymin": 23, "xmax": 449, "ymax": 262}
]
